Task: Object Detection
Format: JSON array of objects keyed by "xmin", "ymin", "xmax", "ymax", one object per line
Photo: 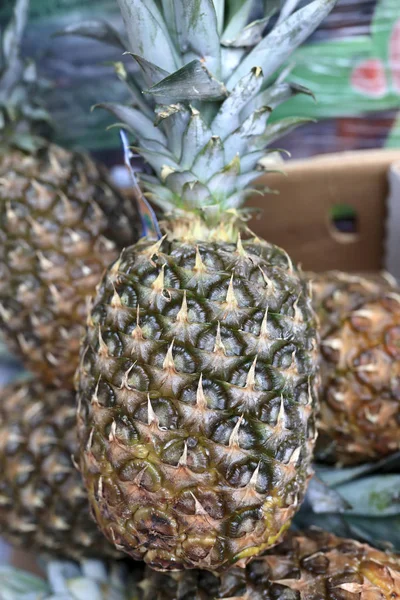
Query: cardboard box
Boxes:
[{"xmin": 248, "ymin": 149, "xmax": 400, "ymax": 273}]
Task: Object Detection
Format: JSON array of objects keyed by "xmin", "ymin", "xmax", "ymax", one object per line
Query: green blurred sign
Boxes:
[{"xmin": 273, "ymin": 0, "xmax": 400, "ymax": 148}]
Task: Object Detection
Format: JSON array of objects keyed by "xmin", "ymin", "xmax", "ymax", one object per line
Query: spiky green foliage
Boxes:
[
  {"xmin": 65, "ymin": 0, "xmax": 336, "ymax": 219},
  {"xmin": 0, "ymin": 0, "xmax": 49, "ymax": 153}
]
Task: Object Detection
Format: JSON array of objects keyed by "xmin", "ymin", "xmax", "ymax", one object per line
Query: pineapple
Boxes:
[
  {"xmin": 2, "ymin": 531, "xmax": 399, "ymax": 599},
  {"xmin": 75, "ymin": 0, "xmax": 337, "ymax": 572},
  {"xmin": 0, "ymin": 378, "xmax": 119, "ymax": 560},
  {"xmin": 0, "ymin": 0, "xmax": 138, "ymax": 389},
  {"xmin": 311, "ymin": 271, "xmax": 400, "ymax": 466},
  {"xmin": 127, "ymin": 529, "xmax": 400, "ymax": 599}
]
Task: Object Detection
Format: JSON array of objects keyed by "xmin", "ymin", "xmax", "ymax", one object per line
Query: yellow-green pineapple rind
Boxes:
[
  {"xmin": 78, "ymin": 235, "xmax": 318, "ymax": 571},
  {"xmin": 0, "ymin": 378, "xmax": 120, "ymax": 559}
]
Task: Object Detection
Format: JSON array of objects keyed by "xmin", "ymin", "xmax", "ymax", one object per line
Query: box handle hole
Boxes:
[{"xmin": 328, "ymin": 204, "xmax": 359, "ymax": 243}]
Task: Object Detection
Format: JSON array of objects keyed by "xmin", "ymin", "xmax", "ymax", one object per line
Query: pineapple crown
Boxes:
[
  {"xmin": 65, "ymin": 0, "xmax": 337, "ymax": 218},
  {"xmin": 0, "ymin": 0, "xmax": 50, "ymax": 153}
]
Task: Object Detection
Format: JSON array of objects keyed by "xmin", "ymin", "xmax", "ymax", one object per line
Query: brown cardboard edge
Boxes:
[
  {"xmin": 247, "ymin": 149, "xmax": 400, "ymax": 272},
  {"xmin": 276, "ymin": 149, "xmax": 400, "ymax": 171}
]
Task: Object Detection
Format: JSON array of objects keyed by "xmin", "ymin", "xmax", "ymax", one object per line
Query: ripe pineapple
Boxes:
[
  {"xmin": 133, "ymin": 529, "xmax": 400, "ymax": 599},
  {"xmin": 311, "ymin": 271, "xmax": 400, "ymax": 466},
  {"xmin": 0, "ymin": 378, "xmax": 119, "ymax": 560},
  {"xmin": 76, "ymin": 0, "xmax": 337, "ymax": 572},
  {"xmin": 0, "ymin": 0, "xmax": 138, "ymax": 389}
]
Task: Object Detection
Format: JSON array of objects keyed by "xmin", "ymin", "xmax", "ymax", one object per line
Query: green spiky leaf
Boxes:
[
  {"xmin": 127, "ymin": 53, "xmax": 170, "ymax": 90},
  {"xmin": 159, "ymin": 0, "xmax": 180, "ymax": 46},
  {"xmin": 222, "ymin": 17, "xmax": 271, "ymax": 48},
  {"xmin": 224, "ymin": 189, "xmax": 249, "ymax": 209},
  {"xmin": 212, "ymin": 67, "xmax": 264, "ymax": 140},
  {"xmin": 179, "ymin": 0, "xmax": 221, "ymax": 76},
  {"xmin": 192, "ymin": 135, "xmax": 225, "ymax": 180},
  {"xmin": 235, "ymin": 169, "xmax": 260, "ymax": 189},
  {"xmin": 208, "ymin": 154, "xmax": 240, "ymax": 196},
  {"xmin": 223, "ymin": 0, "xmax": 254, "ymax": 43},
  {"xmin": 117, "ymin": 0, "xmax": 178, "ymax": 73},
  {"xmin": 337, "ymin": 476, "xmax": 400, "ymax": 518},
  {"xmin": 162, "ymin": 0, "xmax": 221, "ymax": 75},
  {"xmin": 180, "ymin": 108, "xmax": 212, "ymax": 169},
  {"xmin": 214, "ymin": 0, "xmax": 225, "ymax": 35},
  {"xmin": 240, "ymin": 150, "xmax": 266, "ymax": 173},
  {"xmin": 250, "ymin": 116, "xmax": 315, "ymax": 150},
  {"xmin": 145, "ymin": 60, "xmax": 227, "ymax": 102},
  {"xmin": 164, "ymin": 171, "xmax": 197, "ymax": 195},
  {"xmin": 182, "ymin": 180, "xmax": 211, "ymax": 208},
  {"xmin": 303, "ymin": 477, "xmax": 350, "ymax": 514},
  {"xmin": 142, "ymin": 180, "xmax": 177, "ymax": 211},
  {"xmin": 227, "ymin": 0, "xmax": 338, "ymax": 90},
  {"xmin": 224, "ymin": 106, "xmax": 272, "ymax": 162},
  {"xmin": 9, "ymin": 132, "xmax": 47, "ymax": 152},
  {"xmin": 2, "ymin": 0, "xmax": 28, "ymax": 67},
  {"xmin": 155, "ymin": 103, "xmax": 191, "ymax": 159},
  {"xmin": 277, "ymin": 0, "xmax": 302, "ymax": 25},
  {"xmin": 113, "ymin": 62, "xmax": 154, "ymax": 118},
  {"xmin": 242, "ymin": 81, "xmax": 315, "ymax": 120},
  {"xmin": 220, "ymin": 46, "xmax": 246, "ymax": 81},
  {"xmin": 135, "ymin": 146, "xmax": 180, "ymax": 178},
  {"xmin": 0, "ymin": 0, "xmax": 28, "ymax": 97},
  {"xmin": 96, "ymin": 103, "xmax": 168, "ymax": 146},
  {"xmin": 54, "ymin": 20, "xmax": 127, "ymax": 50}
]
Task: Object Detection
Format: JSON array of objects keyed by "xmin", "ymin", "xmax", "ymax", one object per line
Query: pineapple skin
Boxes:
[
  {"xmin": 0, "ymin": 378, "xmax": 119, "ymax": 560},
  {"xmin": 312, "ymin": 271, "xmax": 400, "ymax": 466},
  {"xmin": 78, "ymin": 234, "xmax": 319, "ymax": 572},
  {"xmin": 137, "ymin": 529, "xmax": 400, "ymax": 599},
  {"xmin": 0, "ymin": 144, "xmax": 131, "ymax": 389}
]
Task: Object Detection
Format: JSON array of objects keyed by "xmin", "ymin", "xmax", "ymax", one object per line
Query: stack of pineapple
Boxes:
[{"xmin": 0, "ymin": 0, "xmax": 400, "ymax": 598}]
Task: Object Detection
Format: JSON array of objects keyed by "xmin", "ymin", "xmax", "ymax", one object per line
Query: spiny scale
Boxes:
[
  {"xmin": 137, "ymin": 529, "xmax": 400, "ymax": 599},
  {"xmin": 311, "ymin": 271, "xmax": 400, "ymax": 466},
  {"xmin": 0, "ymin": 378, "xmax": 119, "ymax": 560},
  {"xmin": 78, "ymin": 237, "xmax": 318, "ymax": 571}
]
